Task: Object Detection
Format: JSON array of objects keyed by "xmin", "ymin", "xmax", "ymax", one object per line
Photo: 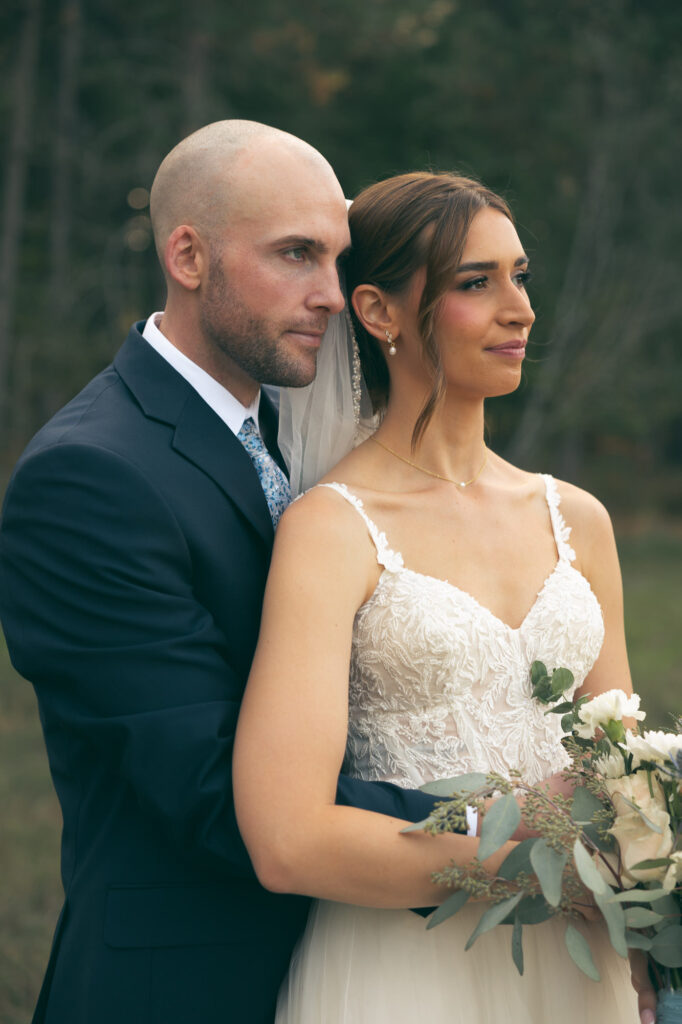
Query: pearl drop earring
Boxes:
[{"xmin": 385, "ymin": 329, "xmax": 396, "ymax": 356}]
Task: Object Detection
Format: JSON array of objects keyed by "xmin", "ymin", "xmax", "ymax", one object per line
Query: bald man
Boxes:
[{"xmin": 0, "ymin": 121, "xmax": 443, "ymax": 1024}]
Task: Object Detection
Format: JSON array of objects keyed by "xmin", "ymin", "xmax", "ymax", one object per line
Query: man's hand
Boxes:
[{"xmin": 629, "ymin": 950, "xmax": 657, "ymax": 1024}]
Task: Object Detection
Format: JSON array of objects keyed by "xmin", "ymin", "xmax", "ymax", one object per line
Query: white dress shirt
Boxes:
[{"xmin": 142, "ymin": 312, "xmax": 260, "ymax": 435}]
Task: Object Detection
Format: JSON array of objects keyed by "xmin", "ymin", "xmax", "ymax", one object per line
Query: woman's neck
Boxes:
[{"xmin": 377, "ymin": 392, "xmax": 487, "ymax": 483}]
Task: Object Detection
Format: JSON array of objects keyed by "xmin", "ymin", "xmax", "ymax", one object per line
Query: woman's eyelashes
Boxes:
[{"xmin": 458, "ymin": 268, "xmax": 532, "ymax": 292}]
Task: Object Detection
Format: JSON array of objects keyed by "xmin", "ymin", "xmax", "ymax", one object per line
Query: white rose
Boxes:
[
  {"xmin": 626, "ymin": 729, "xmax": 682, "ymax": 768},
  {"xmin": 603, "ymin": 773, "xmax": 674, "ymax": 887},
  {"xmin": 663, "ymin": 851, "xmax": 682, "ymax": 893},
  {"xmin": 575, "ymin": 690, "xmax": 646, "ymax": 740}
]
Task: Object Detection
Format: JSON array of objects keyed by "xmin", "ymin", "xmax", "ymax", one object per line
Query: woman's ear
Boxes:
[
  {"xmin": 164, "ymin": 224, "xmax": 206, "ymax": 291},
  {"xmin": 352, "ymin": 285, "xmax": 399, "ymax": 342}
]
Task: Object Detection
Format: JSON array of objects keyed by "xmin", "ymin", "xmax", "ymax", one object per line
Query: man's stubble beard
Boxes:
[{"xmin": 199, "ymin": 261, "xmax": 322, "ymax": 389}]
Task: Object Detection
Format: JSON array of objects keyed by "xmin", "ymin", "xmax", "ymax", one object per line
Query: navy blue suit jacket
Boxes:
[{"xmin": 0, "ymin": 325, "xmax": 440, "ymax": 1024}]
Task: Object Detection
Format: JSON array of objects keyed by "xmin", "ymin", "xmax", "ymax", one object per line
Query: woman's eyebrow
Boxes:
[{"xmin": 456, "ymin": 255, "xmax": 529, "ymax": 272}]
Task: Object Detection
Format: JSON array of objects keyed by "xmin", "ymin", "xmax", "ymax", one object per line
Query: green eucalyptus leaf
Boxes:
[
  {"xmin": 420, "ymin": 772, "xmax": 488, "ymax": 797},
  {"xmin": 651, "ymin": 895, "xmax": 681, "ymax": 929},
  {"xmin": 532, "ymin": 682, "xmax": 553, "ymax": 703},
  {"xmin": 561, "ymin": 712, "xmax": 576, "ymax": 733},
  {"xmin": 400, "ymin": 817, "xmax": 433, "ymax": 833},
  {"xmin": 464, "ymin": 897, "xmax": 522, "ymax": 950},
  {"xmin": 650, "ymin": 926, "xmax": 682, "ymax": 968},
  {"xmin": 571, "ymin": 787, "xmax": 606, "ymax": 823},
  {"xmin": 530, "ymin": 839, "xmax": 568, "ymax": 907},
  {"xmin": 629, "ymin": 858, "xmax": 674, "ymax": 870},
  {"xmin": 624, "ymin": 907, "xmax": 665, "ymax": 928},
  {"xmin": 564, "ymin": 924, "xmax": 601, "ymax": 981},
  {"xmin": 573, "ymin": 839, "xmax": 612, "ymax": 896},
  {"xmin": 477, "ymin": 794, "xmax": 521, "ymax": 862},
  {"xmin": 582, "ymin": 823, "xmax": 616, "ymax": 854},
  {"xmin": 550, "ymin": 667, "xmax": 574, "ymax": 696},
  {"xmin": 514, "ymin": 895, "xmax": 553, "ymax": 925},
  {"xmin": 530, "ymin": 661, "xmax": 548, "ymax": 686},
  {"xmin": 625, "ymin": 930, "xmax": 653, "ymax": 951},
  {"xmin": 594, "ymin": 891, "xmax": 628, "ymax": 958},
  {"xmin": 497, "ymin": 838, "xmax": 539, "ymax": 880},
  {"xmin": 544, "ymin": 699, "xmax": 575, "ymax": 715},
  {"xmin": 426, "ymin": 889, "xmax": 469, "ymax": 930},
  {"xmin": 464, "ymin": 893, "xmax": 523, "ymax": 950},
  {"xmin": 607, "ymin": 888, "xmax": 670, "ymax": 904},
  {"xmin": 511, "ymin": 916, "xmax": 524, "ymax": 976}
]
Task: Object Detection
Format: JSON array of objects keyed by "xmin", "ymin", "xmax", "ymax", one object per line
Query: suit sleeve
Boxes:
[{"xmin": 0, "ymin": 441, "xmax": 257, "ymax": 877}]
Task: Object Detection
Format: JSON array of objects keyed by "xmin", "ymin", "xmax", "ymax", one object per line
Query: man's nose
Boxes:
[{"xmin": 309, "ymin": 266, "xmax": 346, "ymax": 315}]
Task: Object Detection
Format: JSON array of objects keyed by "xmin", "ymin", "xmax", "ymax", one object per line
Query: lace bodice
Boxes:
[{"xmin": 319, "ymin": 475, "xmax": 604, "ymax": 788}]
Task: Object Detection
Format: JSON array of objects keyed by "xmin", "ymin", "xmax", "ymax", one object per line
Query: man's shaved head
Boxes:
[
  {"xmin": 150, "ymin": 120, "xmax": 338, "ymax": 267},
  {"xmin": 149, "ymin": 119, "xmax": 349, "ymax": 403}
]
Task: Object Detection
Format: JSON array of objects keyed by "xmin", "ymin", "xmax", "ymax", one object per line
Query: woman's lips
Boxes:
[{"xmin": 486, "ymin": 341, "xmax": 526, "ymax": 357}]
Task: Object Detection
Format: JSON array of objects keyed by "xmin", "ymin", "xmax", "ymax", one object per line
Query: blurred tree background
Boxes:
[
  {"xmin": 1, "ymin": 0, "xmax": 681, "ymax": 1020},
  {"xmin": 1, "ymin": 0, "xmax": 682, "ymax": 506}
]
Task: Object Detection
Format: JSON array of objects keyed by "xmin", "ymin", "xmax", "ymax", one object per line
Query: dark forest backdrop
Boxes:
[{"xmin": 1, "ymin": 0, "xmax": 682, "ymax": 513}]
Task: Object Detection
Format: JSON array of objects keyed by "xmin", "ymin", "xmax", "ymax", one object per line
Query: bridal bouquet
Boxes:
[{"xmin": 409, "ymin": 663, "xmax": 682, "ymax": 1022}]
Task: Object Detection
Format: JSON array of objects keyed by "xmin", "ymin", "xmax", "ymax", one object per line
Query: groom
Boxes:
[{"xmin": 0, "ymin": 121, "xmax": 446, "ymax": 1024}]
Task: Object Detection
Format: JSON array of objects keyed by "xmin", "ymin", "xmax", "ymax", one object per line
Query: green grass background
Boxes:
[{"xmin": 0, "ymin": 529, "xmax": 679, "ymax": 1023}]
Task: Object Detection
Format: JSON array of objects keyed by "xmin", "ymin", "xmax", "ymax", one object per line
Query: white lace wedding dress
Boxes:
[{"xmin": 275, "ymin": 475, "xmax": 640, "ymax": 1023}]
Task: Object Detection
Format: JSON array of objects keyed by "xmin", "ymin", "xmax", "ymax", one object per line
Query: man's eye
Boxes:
[{"xmin": 284, "ymin": 247, "xmax": 308, "ymax": 262}]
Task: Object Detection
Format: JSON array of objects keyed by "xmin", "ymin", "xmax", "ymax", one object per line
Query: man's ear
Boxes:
[
  {"xmin": 352, "ymin": 285, "xmax": 399, "ymax": 342},
  {"xmin": 164, "ymin": 225, "xmax": 206, "ymax": 291}
]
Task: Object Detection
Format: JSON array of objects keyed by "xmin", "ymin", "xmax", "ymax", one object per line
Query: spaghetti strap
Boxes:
[
  {"xmin": 540, "ymin": 474, "xmax": 576, "ymax": 563},
  {"xmin": 316, "ymin": 483, "xmax": 404, "ymax": 573}
]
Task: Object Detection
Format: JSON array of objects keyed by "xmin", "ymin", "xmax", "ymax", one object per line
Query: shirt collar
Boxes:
[{"xmin": 142, "ymin": 312, "xmax": 261, "ymax": 436}]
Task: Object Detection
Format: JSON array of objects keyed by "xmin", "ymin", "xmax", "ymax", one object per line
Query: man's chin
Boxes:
[{"xmin": 266, "ymin": 349, "xmax": 319, "ymax": 389}]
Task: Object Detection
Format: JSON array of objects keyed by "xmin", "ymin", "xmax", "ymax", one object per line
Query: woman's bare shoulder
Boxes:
[
  {"xmin": 275, "ymin": 480, "xmax": 377, "ymax": 561},
  {"xmin": 551, "ymin": 476, "xmax": 613, "ymax": 535},
  {"xmin": 550, "ymin": 477, "xmax": 617, "ymax": 574}
]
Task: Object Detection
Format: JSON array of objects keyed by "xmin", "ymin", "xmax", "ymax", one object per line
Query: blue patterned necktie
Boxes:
[{"xmin": 237, "ymin": 417, "xmax": 291, "ymax": 528}]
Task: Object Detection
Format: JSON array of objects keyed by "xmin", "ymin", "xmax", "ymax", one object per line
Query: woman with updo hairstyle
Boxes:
[
  {"xmin": 346, "ymin": 172, "xmax": 514, "ymax": 444},
  {"xmin": 235, "ymin": 171, "xmax": 641, "ymax": 1023}
]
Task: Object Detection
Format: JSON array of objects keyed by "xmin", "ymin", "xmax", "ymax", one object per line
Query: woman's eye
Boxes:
[
  {"xmin": 515, "ymin": 270, "xmax": 532, "ymax": 287},
  {"xmin": 460, "ymin": 276, "xmax": 487, "ymax": 291}
]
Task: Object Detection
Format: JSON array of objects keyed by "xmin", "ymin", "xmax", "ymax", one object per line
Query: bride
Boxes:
[{"xmin": 233, "ymin": 172, "xmax": 641, "ymax": 1022}]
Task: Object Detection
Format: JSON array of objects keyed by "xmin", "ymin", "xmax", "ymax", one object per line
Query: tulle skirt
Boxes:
[{"xmin": 276, "ymin": 899, "xmax": 640, "ymax": 1023}]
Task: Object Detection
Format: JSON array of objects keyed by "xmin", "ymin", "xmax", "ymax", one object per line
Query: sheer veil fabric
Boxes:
[{"xmin": 277, "ymin": 301, "xmax": 376, "ymax": 496}]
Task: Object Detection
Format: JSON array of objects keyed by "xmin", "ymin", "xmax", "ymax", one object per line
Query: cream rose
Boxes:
[
  {"xmin": 604, "ymin": 772, "xmax": 674, "ymax": 887},
  {"xmin": 663, "ymin": 851, "xmax": 682, "ymax": 893},
  {"xmin": 575, "ymin": 690, "xmax": 645, "ymax": 740}
]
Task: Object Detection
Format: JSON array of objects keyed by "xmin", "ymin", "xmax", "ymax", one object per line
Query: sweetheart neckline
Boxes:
[{"xmin": 366, "ymin": 558, "xmax": 599, "ymax": 634}]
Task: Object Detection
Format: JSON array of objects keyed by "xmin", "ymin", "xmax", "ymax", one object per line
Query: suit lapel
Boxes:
[{"xmin": 115, "ymin": 325, "xmax": 274, "ymax": 547}]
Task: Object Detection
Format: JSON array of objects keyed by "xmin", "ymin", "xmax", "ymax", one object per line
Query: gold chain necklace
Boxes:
[{"xmin": 370, "ymin": 436, "xmax": 488, "ymax": 489}]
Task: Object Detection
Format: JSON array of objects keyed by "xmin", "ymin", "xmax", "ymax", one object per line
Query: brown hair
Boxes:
[{"xmin": 345, "ymin": 172, "xmax": 512, "ymax": 448}]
